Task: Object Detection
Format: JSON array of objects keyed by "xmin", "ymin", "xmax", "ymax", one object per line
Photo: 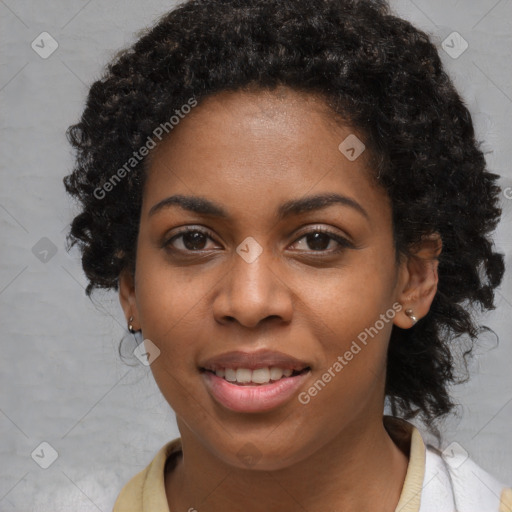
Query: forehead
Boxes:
[{"xmin": 141, "ymin": 87, "xmax": 387, "ymax": 223}]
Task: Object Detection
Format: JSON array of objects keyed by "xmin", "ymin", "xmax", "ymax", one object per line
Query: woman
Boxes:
[{"xmin": 63, "ymin": 0, "xmax": 512, "ymax": 510}]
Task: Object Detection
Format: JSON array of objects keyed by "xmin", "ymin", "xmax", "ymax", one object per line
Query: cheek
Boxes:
[
  {"xmin": 135, "ymin": 241, "xmax": 211, "ymax": 330},
  {"xmin": 134, "ymin": 259, "xmax": 209, "ymax": 416},
  {"xmin": 133, "ymin": 250, "xmax": 215, "ymax": 393},
  {"xmin": 298, "ymin": 277, "xmax": 395, "ymax": 424},
  {"xmin": 295, "ymin": 248, "xmax": 398, "ymax": 387},
  {"xmin": 297, "ymin": 247, "xmax": 398, "ymax": 335}
]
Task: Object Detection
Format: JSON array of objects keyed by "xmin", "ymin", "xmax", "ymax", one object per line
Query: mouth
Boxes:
[
  {"xmin": 200, "ymin": 366, "xmax": 310, "ymax": 386},
  {"xmin": 198, "ymin": 350, "xmax": 312, "ymax": 413}
]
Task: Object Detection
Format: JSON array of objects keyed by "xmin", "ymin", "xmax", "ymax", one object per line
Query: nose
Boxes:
[{"xmin": 212, "ymin": 246, "xmax": 293, "ymax": 329}]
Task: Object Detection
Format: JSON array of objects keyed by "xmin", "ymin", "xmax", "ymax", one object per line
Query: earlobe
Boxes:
[
  {"xmin": 394, "ymin": 233, "xmax": 442, "ymax": 329},
  {"xmin": 404, "ymin": 308, "xmax": 418, "ymax": 325},
  {"xmin": 119, "ymin": 268, "xmax": 140, "ymax": 331}
]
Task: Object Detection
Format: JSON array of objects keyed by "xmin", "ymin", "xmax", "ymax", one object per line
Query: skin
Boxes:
[{"xmin": 119, "ymin": 86, "xmax": 441, "ymax": 512}]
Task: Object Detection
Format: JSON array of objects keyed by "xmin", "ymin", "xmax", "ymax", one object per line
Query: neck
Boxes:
[{"xmin": 166, "ymin": 415, "xmax": 409, "ymax": 512}]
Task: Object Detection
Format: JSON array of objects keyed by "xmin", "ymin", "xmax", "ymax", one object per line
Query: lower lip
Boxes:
[{"xmin": 201, "ymin": 371, "xmax": 310, "ymax": 413}]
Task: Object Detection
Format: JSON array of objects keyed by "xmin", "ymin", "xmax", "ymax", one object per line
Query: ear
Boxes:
[
  {"xmin": 394, "ymin": 233, "xmax": 442, "ymax": 329},
  {"xmin": 119, "ymin": 267, "xmax": 140, "ymax": 331}
]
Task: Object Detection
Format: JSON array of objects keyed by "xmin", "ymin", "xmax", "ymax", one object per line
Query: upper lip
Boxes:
[{"xmin": 199, "ymin": 349, "xmax": 311, "ymax": 372}]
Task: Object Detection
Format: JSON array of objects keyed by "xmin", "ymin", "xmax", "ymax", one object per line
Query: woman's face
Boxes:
[{"xmin": 121, "ymin": 87, "xmax": 413, "ymax": 470}]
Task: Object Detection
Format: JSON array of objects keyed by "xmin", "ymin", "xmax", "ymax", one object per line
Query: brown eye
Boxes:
[
  {"xmin": 303, "ymin": 232, "xmax": 332, "ymax": 251},
  {"xmin": 290, "ymin": 228, "xmax": 354, "ymax": 253},
  {"xmin": 164, "ymin": 228, "xmax": 217, "ymax": 252},
  {"xmin": 180, "ymin": 231, "xmax": 208, "ymax": 250}
]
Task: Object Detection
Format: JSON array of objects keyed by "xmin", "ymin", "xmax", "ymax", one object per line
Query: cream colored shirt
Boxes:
[{"xmin": 113, "ymin": 416, "xmax": 512, "ymax": 512}]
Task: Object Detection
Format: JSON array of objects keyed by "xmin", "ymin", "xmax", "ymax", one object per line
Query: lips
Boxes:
[
  {"xmin": 199, "ymin": 349, "xmax": 312, "ymax": 413},
  {"xmin": 199, "ymin": 349, "xmax": 311, "ymax": 372}
]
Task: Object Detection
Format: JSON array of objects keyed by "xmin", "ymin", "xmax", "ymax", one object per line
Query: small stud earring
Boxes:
[
  {"xmin": 405, "ymin": 309, "xmax": 418, "ymax": 325},
  {"xmin": 128, "ymin": 315, "xmax": 136, "ymax": 333}
]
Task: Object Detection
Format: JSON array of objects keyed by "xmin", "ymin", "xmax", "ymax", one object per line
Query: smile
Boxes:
[
  {"xmin": 201, "ymin": 367, "xmax": 311, "ymax": 413},
  {"xmin": 203, "ymin": 366, "xmax": 309, "ymax": 385}
]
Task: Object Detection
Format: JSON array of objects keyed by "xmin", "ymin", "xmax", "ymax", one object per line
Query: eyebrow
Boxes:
[{"xmin": 148, "ymin": 193, "xmax": 369, "ymax": 221}]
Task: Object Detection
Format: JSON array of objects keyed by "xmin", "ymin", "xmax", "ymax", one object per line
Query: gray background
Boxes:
[{"xmin": 1, "ymin": 1, "xmax": 511, "ymax": 510}]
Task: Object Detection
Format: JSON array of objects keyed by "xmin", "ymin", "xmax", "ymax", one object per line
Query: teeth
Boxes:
[
  {"xmin": 236, "ymin": 368, "xmax": 252, "ymax": 383},
  {"xmin": 251, "ymin": 367, "xmax": 270, "ymax": 384},
  {"xmin": 211, "ymin": 366, "xmax": 303, "ymax": 385},
  {"xmin": 225, "ymin": 368, "xmax": 237, "ymax": 382},
  {"xmin": 269, "ymin": 367, "xmax": 284, "ymax": 380}
]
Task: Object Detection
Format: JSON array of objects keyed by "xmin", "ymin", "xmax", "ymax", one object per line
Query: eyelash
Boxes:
[{"xmin": 163, "ymin": 226, "xmax": 354, "ymax": 255}]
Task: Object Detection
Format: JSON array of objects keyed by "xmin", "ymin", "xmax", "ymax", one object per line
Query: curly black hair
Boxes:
[{"xmin": 63, "ymin": 0, "xmax": 505, "ymax": 432}]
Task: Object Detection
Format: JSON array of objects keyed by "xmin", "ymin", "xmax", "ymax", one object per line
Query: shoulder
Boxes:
[
  {"xmin": 112, "ymin": 438, "xmax": 182, "ymax": 512},
  {"xmin": 112, "ymin": 465, "xmax": 148, "ymax": 512},
  {"xmin": 420, "ymin": 444, "xmax": 512, "ymax": 512}
]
